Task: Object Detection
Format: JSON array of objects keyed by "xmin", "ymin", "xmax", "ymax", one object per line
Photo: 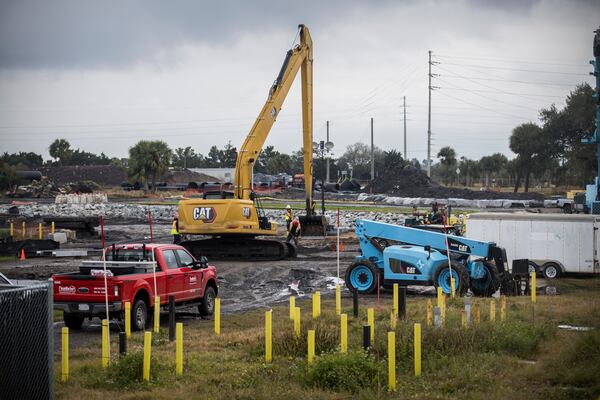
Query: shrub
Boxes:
[{"xmin": 307, "ymin": 351, "xmax": 384, "ymax": 393}]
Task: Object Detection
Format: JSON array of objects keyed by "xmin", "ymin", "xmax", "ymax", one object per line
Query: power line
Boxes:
[
  {"xmin": 434, "ymin": 54, "xmax": 589, "ymax": 68},
  {"xmin": 437, "ymin": 62, "xmax": 589, "ymax": 76}
]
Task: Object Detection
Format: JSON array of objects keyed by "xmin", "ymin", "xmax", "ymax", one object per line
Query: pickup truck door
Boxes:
[
  {"xmin": 175, "ymin": 249, "xmax": 203, "ymax": 301},
  {"xmin": 162, "ymin": 249, "xmax": 186, "ymax": 302}
]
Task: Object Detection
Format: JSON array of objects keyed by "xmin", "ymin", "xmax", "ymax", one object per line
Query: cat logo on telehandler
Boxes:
[{"xmin": 193, "ymin": 207, "xmax": 216, "ymax": 223}]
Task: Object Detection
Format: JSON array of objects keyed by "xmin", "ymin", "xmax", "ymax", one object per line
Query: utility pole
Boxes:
[
  {"xmin": 427, "ymin": 50, "xmax": 432, "ymax": 177},
  {"xmin": 326, "ymin": 120, "xmax": 330, "ymax": 184},
  {"xmin": 370, "ymin": 117, "xmax": 375, "ymax": 182},
  {"xmin": 403, "ymin": 96, "xmax": 407, "ymax": 160}
]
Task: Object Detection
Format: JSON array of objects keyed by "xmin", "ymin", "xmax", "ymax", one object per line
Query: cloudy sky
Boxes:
[{"xmin": 0, "ymin": 0, "xmax": 598, "ymax": 163}]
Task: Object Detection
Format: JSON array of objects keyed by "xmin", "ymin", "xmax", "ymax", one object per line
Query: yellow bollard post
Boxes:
[
  {"xmin": 461, "ymin": 310, "xmax": 467, "ymax": 328},
  {"xmin": 414, "ymin": 323, "xmax": 421, "ymax": 377},
  {"xmin": 340, "ymin": 313, "xmax": 348, "ymax": 353},
  {"xmin": 101, "ymin": 319, "xmax": 109, "ymax": 368},
  {"xmin": 9, "ymin": 222, "xmax": 14, "ymax": 238},
  {"xmin": 61, "ymin": 327, "xmax": 69, "ymax": 382},
  {"xmin": 22, "ymin": 221, "xmax": 26, "ymax": 239},
  {"xmin": 450, "ymin": 277, "xmax": 456, "ymax": 298},
  {"xmin": 473, "ymin": 303, "xmax": 481, "ymax": 326},
  {"xmin": 531, "ymin": 272, "xmax": 536, "ymax": 304},
  {"xmin": 490, "ymin": 300, "xmax": 496, "ymax": 322},
  {"xmin": 124, "ymin": 301, "xmax": 131, "ymax": 338},
  {"xmin": 390, "ymin": 311, "xmax": 397, "ymax": 330},
  {"xmin": 265, "ymin": 310, "xmax": 272, "ymax": 363},
  {"xmin": 336, "ymin": 285, "xmax": 341, "ymax": 315},
  {"xmin": 289, "ymin": 295, "xmax": 295, "ymax": 320},
  {"xmin": 307, "ymin": 330, "xmax": 315, "ymax": 366},
  {"xmin": 154, "ymin": 296, "xmax": 160, "ymax": 333},
  {"xmin": 294, "ymin": 306, "xmax": 301, "ymax": 338},
  {"xmin": 312, "ymin": 291, "xmax": 321, "ymax": 319},
  {"xmin": 38, "ymin": 223, "xmax": 42, "ymax": 240},
  {"xmin": 368, "ymin": 308, "xmax": 375, "ymax": 345},
  {"xmin": 437, "ymin": 286, "xmax": 443, "ymax": 308},
  {"xmin": 143, "ymin": 331, "xmax": 152, "ymax": 381},
  {"xmin": 215, "ymin": 297, "xmax": 221, "ymax": 336},
  {"xmin": 427, "ymin": 299, "xmax": 433, "ymax": 327},
  {"xmin": 441, "ymin": 295, "xmax": 446, "ymax": 326},
  {"xmin": 51, "ymin": 221, "xmax": 55, "ymax": 234},
  {"xmin": 176, "ymin": 323, "xmax": 183, "ymax": 375},
  {"xmin": 388, "ymin": 331, "xmax": 396, "ymax": 392},
  {"xmin": 500, "ymin": 296, "xmax": 507, "ymax": 321},
  {"xmin": 393, "ymin": 283, "xmax": 399, "ymax": 317}
]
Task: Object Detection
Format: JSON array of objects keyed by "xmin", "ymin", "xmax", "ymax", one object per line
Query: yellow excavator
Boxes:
[{"xmin": 177, "ymin": 25, "xmax": 327, "ymax": 260}]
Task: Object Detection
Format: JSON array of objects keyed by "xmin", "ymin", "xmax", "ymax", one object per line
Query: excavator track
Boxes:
[{"xmin": 181, "ymin": 237, "xmax": 296, "ymax": 261}]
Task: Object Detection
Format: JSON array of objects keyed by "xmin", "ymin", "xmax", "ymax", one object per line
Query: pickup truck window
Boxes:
[
  {"xmin": 163, "ymin": 250, "xmax": 179, "ymax": 269},
  {"xmin": 176, "ymin": 249, "xmax": 194, "ymax": 266},
  {"xmin": 105, "ymin": 248, "xmax": 153, "ymax": 262}
]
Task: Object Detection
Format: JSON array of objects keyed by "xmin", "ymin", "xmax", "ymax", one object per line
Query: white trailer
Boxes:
[{"xmin": 466, "ymin": 212, "xmax": 599, "ymax": 279}]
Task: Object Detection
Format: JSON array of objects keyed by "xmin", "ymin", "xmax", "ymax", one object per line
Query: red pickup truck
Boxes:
[{"xmin": 52, "ymin": 243, "xmax": 218, "ymax": 331}]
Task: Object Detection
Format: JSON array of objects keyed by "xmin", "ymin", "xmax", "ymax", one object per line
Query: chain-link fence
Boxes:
[{"xmin": 0, "ymin": 282, "xmax": 53, "ymax": 400}]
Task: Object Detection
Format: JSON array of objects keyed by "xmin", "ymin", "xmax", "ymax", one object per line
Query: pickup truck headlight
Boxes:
[{"xmin": 114, "ymin": 285, "xmax": 119, "ymax": 297}]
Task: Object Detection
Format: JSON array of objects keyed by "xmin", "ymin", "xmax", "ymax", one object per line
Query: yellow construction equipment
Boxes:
[{"xmin": 178, "ymin": 25, "xmax": 326, "ymax": 260}]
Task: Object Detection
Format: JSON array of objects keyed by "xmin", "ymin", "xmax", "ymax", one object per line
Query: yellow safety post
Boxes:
[
  {"xmin": 51, "ymin": 221, "xmax": 55, "ymax": 234},
  {"xmin": 38, "ymin": 223, "xmax": 42, "ymax": 240},
  {"xmin": 124, "ymin": 301, "xmax": 131, "ymax": 338},
  {"xmin": 490, "ymin": 300, "xmax": 496, "ymax": 322},
  {"xmin": 368, "ymin": 308, "xmax": 375, "ymax": 345},
  {"xmin": 61, "ymin": 327, "xmax": 69, "ymax": 382},
  {"xmin": 101, "ymin": 319, "xmax": 109, "ymax": 368},
  {"xmin": 500, "ymin": 296, "xmax": 507, "ymax": 321},
  {"xmin": 531, "ymin": 272, "xmax": 536, "ymax": 304},
  {"xmin": 441, "ymin": 295, "xmax": 446, "ymax": 326},
  {"xmin": 450, "ymin": 277, "xmax": 456, "ymax": 298},
  {"xmin": 22, "ymin": 221, "xmax": 26, "ymax": 239},
  {"xmin": 289, "ymin": 295, "xmax": 295, "ymax": 320},
  {"xmin": 388, "ymin": 331, "xmax": 396, "ymax": 392},
  {"xmin": 154, "ymin": 296, "xmax": 160, "ymax": 333},
  {"xmin": 307, "ymin": 330, "xmax": 315, "ymax": 366},
  {"xmin": 143, "ymin": 331, "xmax": 152, "ymax": 381},
  {"xmin": 9, "ymin": 222, "xmax": 13, "ymax": 237},
  {"xmin": 294, "ymin": 307, "xmax": 301, "ymax": 338},
  {"xmin": 474, "ymin": 303, "xmax": 481, "ymax": 326},
  {"xmin": 336, "ymin": 285, "xmax": 341, "ymax": 315},
  {"xmin": 390, "ymin": 311, "xmax": 397, "ymax": 330},
  {"xmin": 312, "ymin": 291, "xmax": 321, "ymax": 319},
  {"xmin": 414, "ymin": 323, "xmax": 421, "ymax": 377},
  {"xmin": 427, "ymin": 299, "xmax": 433, "ymax": 327},
  {"xmin": 461, "ymin": 310, "xmax": 467, "ymax": 328},
  {"xmin": 215, "ymin": 297, "xmax": 221, "ymax": 336},
  {"xmin": 393, "ymin": 283, "xmax": 399, "ymax": 317},
  {"xmin": 265, "ymin": 310, "xmax": 272, "ymax": 363},
  {"xmin": 340, "ymin": 313, "xmax": 348, "ymax": 353},
  {"xmin": 176, "ymin": 322, "xmax": 183, "ymax": 375},
  {"xmin": 437, "ymin": 286, "xmax": 443, "ymax": 308}
]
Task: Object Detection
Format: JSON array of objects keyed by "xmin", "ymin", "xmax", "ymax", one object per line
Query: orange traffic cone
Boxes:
[{"xmin": 19, "ymin": 248, "xmax": 26, "ymax": 260}]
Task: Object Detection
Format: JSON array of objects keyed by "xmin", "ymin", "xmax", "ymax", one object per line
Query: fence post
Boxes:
[
  {"xmin": 363, "ymin": 325, "xmax": 370, "ymax": 350},
  {"xmin": 289, "ymin": 295, "xmax": 295, "ymax": 320},
  {"xmin": 473, "ymin": 303, "xmax": 481, "ymax": 326},
  {"xmin": 388, "ymin": 331, "xmax": 396, "ymax": 392},
  {"xmin": 307, "ymin": 330, "xmax": 315, "ymax": 366},
  {"xmin": 437, "ymin": 286, "xmax": 443, "ymax": 308},
  {"xmin": 367, "ymin": 308, "xmax": 374, "ymax": 346},
  {"xmin": 414, "ymin": 323, "xmax": 421, "ymax": 377},
  {"xmin": 61, "ymin": 327, "xmax": 69, "ymax": 382},
  {"xmin": 169, "ymin": 295, "xmax": 175, "ymax": 342},
  {"xmin": 119, "ymin": 332, "xmax": 126, "ymax": 355},
  {"xmin": 336, "ymin": 285, "xmax": 341, "ymax": 315},
  {"xmin": 294, "ymin": 307, "xmax": 301, "ymax": 338},
  {"xmin": 176, "ymin": 323, "xmax": 183, "ymax": 375},
  {"xmin": 215, "ymin": 297, "xmax": 221, "ymax": 336},
  {"xmin": 154, "ymin": 296, "xmax": 160, "ymax": 333},
  {"xmin": 427, "ymin": 299, "xmax": 433, "ymax": 327},
  {"xmin": 393, "ymin": 283, "xmax": 398, "ymax": 317},
  {"xmin": 531, "ymin": 272, "xmax": 536, "ymax": 304},
  {"xmin": 143, "ymin": 331, "xmax": 152, "ymax": 381},
  {"xmin": 124, "ymin": 301, "xmax": 131, "ymax": 337},
  {"xmin": 340, "ymin": 313, "xmax": 347, "ymax": 353},
  {"xmin": 51, "ymin": 221, "xmax": 55, "ymax": 234},
  {"xmin": 265, "ymin": 310, "xmax": 272, "ymax": 363},
  {"xmin": 450, "ymin": 277, "xmax": 456, "ymax": 298}
]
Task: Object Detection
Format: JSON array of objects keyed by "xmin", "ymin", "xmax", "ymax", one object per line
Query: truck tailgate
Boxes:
[{"xmin": 53, "ymin": 274, "xmax": 120, "ymax": 303}]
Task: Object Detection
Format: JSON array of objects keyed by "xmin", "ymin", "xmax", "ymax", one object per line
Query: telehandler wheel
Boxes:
[
  {"xmin": 434, "ymin": 262, "xmax": 470, "ymax": 296},
  {"xmin": 470, "ymin": 261, "xmax": 501, "ymax": 296},
  {"xmin": 345, "ymin": 260, "xmax": 379, "ymax": 294}
]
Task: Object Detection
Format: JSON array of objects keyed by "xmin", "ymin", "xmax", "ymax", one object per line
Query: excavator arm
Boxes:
[{"xmin": 235, "ymin": 24, "xmax": 314, "ymax": 215}]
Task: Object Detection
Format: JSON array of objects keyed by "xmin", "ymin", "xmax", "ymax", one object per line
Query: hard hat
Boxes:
[{"xmin": 286, "ymin": 205, "xmax": 291, "ymax": 209}]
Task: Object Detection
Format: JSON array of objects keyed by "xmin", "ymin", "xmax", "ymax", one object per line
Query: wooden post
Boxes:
[
  {"xmin": 531, "ymin": 272, "xmax": 537, "ymax": 304},
  {"xmin": 307, "ymin": 330, "xmax": 315, "ymax": 366},
  {"xmin": 437, "ymin": 286, "xmax": 443, "ymax": 308},
  {"xmin": 473, "ymin": 303, "xmax": 481, "ymax": 326},
  {"xmin": 124, "ymin": 301, "xmax": 131, "ymax": 337},
  {"xmin": 289, "ymin": 296, "xmax": 295, "ymax": 320},
  {"xmin": 294, "ymin": 307, "xmax": 301, "ymax": 338},
  {"xmin": 51, "ymin": 221, "xmax": 55, "ymax": 234},
  {"xmin": 490, "ymin": 300, "xmax": 496, "ymax": 322},
  {"xmin": 38, "ymin": 223, "xmax": 42, "ymax": 240},
  {"xmin": 312, "ymin": 291, "xmax": 321, "ymax": 319},
  {"xmin": 450, "ymin": 277, "xmax": 456, "ymax": 299}
]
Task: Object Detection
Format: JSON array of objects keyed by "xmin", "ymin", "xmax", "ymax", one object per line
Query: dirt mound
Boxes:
[
  {"xmin": 372, "ymin": 165, "xmax": 544, "ymax": 200},
  {"xmin": 161, "ymin": 169, "xmax": 219, "ymax": 184},
  {"xmin": 41, "ymin": 165, "xmax": 126, "ymax": 186}
]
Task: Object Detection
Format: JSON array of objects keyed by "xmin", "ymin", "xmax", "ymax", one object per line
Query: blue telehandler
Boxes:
[{"xmin": 345, "ymin": 219, "xmax": 519, "ymax": 296}]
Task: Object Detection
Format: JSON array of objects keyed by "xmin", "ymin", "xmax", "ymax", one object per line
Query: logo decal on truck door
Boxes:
[{"xmin": 193, "ymin": 207, "xmax": 217, "ymax": 223}]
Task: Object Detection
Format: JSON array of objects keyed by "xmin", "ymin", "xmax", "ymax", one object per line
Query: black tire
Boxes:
[
  {"xmin": 433, "ymin": 261, "xmax": 470, "ymax": 296},
  {"xmin": 528, "ymin": 262, "xmax": 538, "ymax": 275},
  {"xmin": 63, "ymin": 313, "xmax": 84, "ymax": 330},
  {"xmin": 199, "ymin": 286, "xmax": 216, "ymax": 316},
  {"xmin": 542, "ymin": 262, "xmax": 561, "ymax": 280},
  {"xmin": 470, "ymin": 261, "xmax": 501, "ymax": 297},
  {"xmin": 344, "ymin": 260, "xmax": 379, "ymax": 294},
  {"xmin": 131, "ymin": 298, "xmax": 149, "ymax": 331},
  {"xmin": 562, "ymin": 203, "xmax": 572, "ymax": 214}
]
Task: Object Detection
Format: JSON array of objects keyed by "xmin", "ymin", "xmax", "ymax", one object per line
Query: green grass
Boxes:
[{"xmin": 54, "ymin": 278, "xmax": 600, "ymax": 399}]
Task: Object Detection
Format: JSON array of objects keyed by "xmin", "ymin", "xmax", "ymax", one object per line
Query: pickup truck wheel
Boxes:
[
  {"xmin": 63, "ymin": 313, "xmax": 84, "ymax": 330},
  {"xmin": 132, "ymin": 299, "xmax": 149, "ymax": 331},
  {"xmin": 199, "ymin": 286, "xmax": 216, "ymax": 316}
]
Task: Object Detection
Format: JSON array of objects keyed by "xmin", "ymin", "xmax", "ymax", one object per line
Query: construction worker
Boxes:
[
  {"xmin": 428, "ymin": 202, "xmax": 443, "ymax": 224},
  {"xmin": 171, "ymin": 215, "xmax": 181, "ymax": 244},
  {"xmin": 284, "ymin": 205, "xmax": 293, "ymax": 230},
  {"xmin": 286, "ymin": 217, "xmax": 301, "ymax": 245}
]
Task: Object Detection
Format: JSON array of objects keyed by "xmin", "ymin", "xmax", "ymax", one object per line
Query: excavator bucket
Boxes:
[{"xmin": 299, "ymin": 215, "xmax": 328, "ymax": 236}]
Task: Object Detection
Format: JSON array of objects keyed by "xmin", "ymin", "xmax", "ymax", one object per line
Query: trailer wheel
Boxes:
[
  {"xmin": 345, "ymin": 260, "xmax": 379, "ymax": 294},
  {"xmin": 63, "ymin": 313, "xmax": 84, "ymax": 330},
  {"xmin": 434, "ymin": 262, "xmax": 470, "ymax": 296},
  {"xmin": 132, "ymin": 299, "xmax": 149, "ymax": 331},
  {"xmin": 542, "ymin": 263, "xmax": 560, "ymax": 280},
  {"xmin": 470, "ymin": 261, "xmax": 501, "ymax": 296}
]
